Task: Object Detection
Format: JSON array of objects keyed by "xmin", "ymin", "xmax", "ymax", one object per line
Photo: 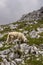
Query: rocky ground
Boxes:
[
  {"xmin": 0, "ymin": 7, "xmax": 43, "ymax": 65},
  {"xmin": 0, "ymin": 41, "xmax": 43, "ymax": 65}
]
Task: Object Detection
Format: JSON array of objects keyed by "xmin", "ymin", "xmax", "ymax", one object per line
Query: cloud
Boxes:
[
  {"xmin": 0, "ymin": 0, "xmax": 43, "ymax": 25},
  {"xmin": 0, "ymin": 0, "xmax": 7, "ymax": 8}
]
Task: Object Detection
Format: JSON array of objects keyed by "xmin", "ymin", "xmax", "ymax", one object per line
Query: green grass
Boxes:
[
  {"xmin": 0, "ymin": 58, "xmax": 3, "ymax": 62},
  {"xmin": 0, "ymin": 42, "xmax": 15, "ymax": 51},
  {"xmin": 0, "ymin": 19, "xmax": 43, "ymax": 45},
  {"xmin": 0, "ymin": 34, "xmax": 8, "ymax": 41},
  {"xmin": 22, "ymin": 54, "xmax": 43, "ymax": 65},
  {"xmin": 27, "ymin": 37, "xmax": 43, "ymax": 45}
]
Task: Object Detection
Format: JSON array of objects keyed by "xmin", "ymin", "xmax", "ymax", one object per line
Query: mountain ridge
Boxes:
[{"xmin": 19, "ymin": 7, "xmax": 43, "ymax": 22}]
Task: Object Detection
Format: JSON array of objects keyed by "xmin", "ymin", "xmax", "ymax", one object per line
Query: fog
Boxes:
[{"xmin": 0, "ymin": 0, "xmax": 43, "ymax": 25}]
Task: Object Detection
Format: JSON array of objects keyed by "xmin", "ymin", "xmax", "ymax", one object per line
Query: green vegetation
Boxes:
[
  {"xmin": 0, "ymin": 19, "xmax": 43, "ymax": 65},
  {"xmin": 0, "ymin": 34, "xmax": 8, "ymax": 41},
  {"xmin": 0, "ymin": 19, "xmax": 43, "ymax": 45},
  {"xmin": 21, "ymin": 54, "xmax": 43, "ymax": 65},
  {"xmin": 0, "ymin": 43, "xmax": 15, "ymax": 51},
  {"xmin": 0, "ymin": 57, "xmax": 3, "ymax": 62},
  {"xmin": 27, "ymin": 36, "xmax": 43, "ymax": 45}
]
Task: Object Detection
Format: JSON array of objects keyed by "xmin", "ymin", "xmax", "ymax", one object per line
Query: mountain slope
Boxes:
[
  {"xmin": 0, "ymin": 7, "xmax": 43, "ymax": 45},
  {"xmin": 0, "ymin": 7, "xmax": 43, "ymax": 65},
  {"xmin": 20, "ymin": 7, "xmax": 43, "ymax": 21}
]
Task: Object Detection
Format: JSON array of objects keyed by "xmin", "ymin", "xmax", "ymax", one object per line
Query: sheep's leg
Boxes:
[
  {"xmin": 10, "ymin": 37, "xmax": 13, "ymax": 43},
  {"xmin": 6, "ymin": 34, "xmax": 9, "ymax": 43}
]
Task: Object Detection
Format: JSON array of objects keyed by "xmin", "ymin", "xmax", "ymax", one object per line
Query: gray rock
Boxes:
[
  {"xmin": 29, "ymin": 30, "xmax": 37, "ymax": 38},
  {"xmin": 0, "ymin": 62, "xmax": 4, "ymax": 65},
  {"xmin": 9, "ymin": 52, "xmax": 15, "ymax": 60},
  {"xmin": 29, "ymin": 45, "xmax": 39, "ymax": 55},
  {"xmin": 23, "ymin": 31, "xmax": 28, "ymax": 34},
  {"xmin": 0, "ymin": 55, "xmax": 7, "ymax": 58},
  {"xmin": 0, "ymin": 44, "xmax": 3, "ymax": 48},
  {"xmin": 12, "ymin": 61, "xmax": 17, "ymax": 65},
  {"xmin": 20, "ymin": 43, "xmax": 29, "ymax": 54},
  {"xmin": 20, "ymin": 7, "xmax": 43, "ymax": 22},
  {"xmin": 11, "ymin": 61, "xmax": 17, "ymax": 65},
  {"xmin": 38, "ymin": 51, "xmax": 43, "ymax": 55},
  {"xmin": 0, "ymin": 49, "xmax": 10, "ymax": 55},
  {"xmin": 37, "ymin": 27, "xmax": 43, "ymax": 33},
  {"xmin": 40, "ymin": 44, "xmax": 43, "ymax": 50},
  {"xmin": 3, "ymin": 58, "xmax": 10, "ymax": 65},
  {"xmin": 0, "ymin": 27, "xmax": 3, "ymax": 31},
  {"xmin": 15, "ymin": 58, "xmax": 22, "ymax": 64}
]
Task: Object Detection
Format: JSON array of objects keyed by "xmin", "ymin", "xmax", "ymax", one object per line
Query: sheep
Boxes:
[{"xmin": 6, "ymin": 31, "xmax": 27, "ymax": 44}]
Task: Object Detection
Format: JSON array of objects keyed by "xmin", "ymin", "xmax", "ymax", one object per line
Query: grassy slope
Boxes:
[
  {"xmin": 0, "ymin": 19, "xmax": 43, "ymax": 45},
  {"xmin": 0, "ymin": 20, "xmax": 43, "ymax": 65}
]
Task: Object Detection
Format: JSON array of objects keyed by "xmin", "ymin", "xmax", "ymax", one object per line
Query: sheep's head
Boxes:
[{"xmin": 23, "ymin": 37, "xmax": 27, "ymax": 43}]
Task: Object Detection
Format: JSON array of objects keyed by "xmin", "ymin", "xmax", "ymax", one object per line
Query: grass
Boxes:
[
  {"xmin": 27, "ymin": 36, "xmax": 43, "ymax": 45},
  {"xmin": 0, "ymin": 42, "xmax": 15, "ymax": 51},
  {"xmin": 0, "ymin": 58, "xmax": 3, "ymax": 62},
  {"xmin": 0, "ymin": 34, "xmax": 8, "ymax": 42},
  {"xmin": 0, "ymin": 19, "xmax": 43, "ymax": 45},
  {"xmin": 0, "ymin": 19, "xmax": 43, "ymax": 65},
  {"xmin": 22, "ymin": 54, "xmax": 43, "ymax": 65}
]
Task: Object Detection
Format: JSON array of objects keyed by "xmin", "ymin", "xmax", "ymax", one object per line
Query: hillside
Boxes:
[
  {"xmin": 20, "ymin": 7, "xmax": 43, "ymax": 21},
  {"xmin": 0, "ymin": 7, "xmax": 43, "ymax": 65}
]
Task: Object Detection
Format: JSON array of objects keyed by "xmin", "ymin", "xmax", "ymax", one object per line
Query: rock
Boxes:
[
  {"xmin": 3, "ymin": 58, "xmax": 9, "ymax": 65},
  {"xmin": 11, "ymin": 61, "xmax": 17, "ymax": 65},
  {"xmin": 36, "ymin": 58, "xmax": 40, "ymax": 61},
  {"xmin": 23, "ymin": 31, "xmax": 28, "ymax": 35},
  {"xmin": 37, "ymin": 35, "xmax": 40, "ymax": 38},
  {"xmin": 20, "ymin": 43, "xmax": 29, "ymax": 54},
  {"xmin": 13, "ymin": 43, "xmax": 20, "ymax": 51},
  {"xmin": 0, "ymin": 27, "xmax": 3, "ymax": 31},
  {"xmin": 29, "ymin": 45, "xmax": 39, "ymax": 55},
  {"xmin": 29, "ymin": 30, "xmax": 37, "ymax": 38},
  {"xmin": 15, "ymin": 58, "xmax": 22, "ymax": 64},
  {"xmin": 0, "ymin": 34, "xmax": 3, "ymax": 38},
  {"xmin": 14, "ymin": 24, "xmax": 18, "ymax": 27},
  {"xmin": 0, "ymin": 49, "xmax": 10, "ymax": 55},
  {"xmin": 0, "ymin": 44, "xmax": 3, "ymax": 48},
  {"xmin": 34, "ymin": 21, "xmax": 37, "ymax": 24},
  {"xmin": 10, "ymin": 62, "xmax": 15, "ymax": 65},
  {"xmin": 39, "ymin": 44, "xmax": 43, "ymax": 50},
  {"xmin": 38, "ymin": 51, "xmax": 43, "ymax": 55},
  {"xmin": 37, "ymin": 27, "xmax": 43, "ymax": 33},
  {"xmin": 19, "ymin": 29, "xmax": 23, "ymax": 31},
  {"xmin": 0, "ymin": 55, "xmax": 7, "ymax": 58},
  {"xmin": 0, "ymin": 42, "xmax": 4, "ymax": 45},
  {"xmin": 27, "ymin": 57, "xmax": 30, "ymax": 60},
  {"xmin": 21, "ymin": 60, "xmax": 25, "ymax": 65},
  {"xmin": 14, "ymin": 53, "xmax": 20, "ymax": 58},
  {"xmin": 9, "ymin": 52, "xmax": 15, "ymax": 60},
  {"xmin": 20, "ymin": 7, "xmax": 43, "ymax": 22},
  {"xmin": 0, "ymin": 62, "xmax": 4, "ymax": 65}
]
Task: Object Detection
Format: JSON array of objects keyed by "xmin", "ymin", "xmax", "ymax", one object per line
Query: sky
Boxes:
[{"xmin": 0, "ymin": 0, "xmax": 43, "ymax": 25}]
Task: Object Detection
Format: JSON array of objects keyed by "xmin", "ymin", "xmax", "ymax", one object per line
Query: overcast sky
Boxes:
[{"xmin": 0, "ymin": 0, "xmax": 43, "ymax": 25}]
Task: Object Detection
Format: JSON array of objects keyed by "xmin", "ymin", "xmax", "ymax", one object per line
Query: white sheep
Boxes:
[{"xmin": 6, "ymin": 31, "xmax": 27, "ymax": 44}]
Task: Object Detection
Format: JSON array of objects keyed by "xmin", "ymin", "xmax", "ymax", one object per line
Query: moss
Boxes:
[{"xmin": 0, "ymin": 57, "xmax": 3, "ymax": 62}]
